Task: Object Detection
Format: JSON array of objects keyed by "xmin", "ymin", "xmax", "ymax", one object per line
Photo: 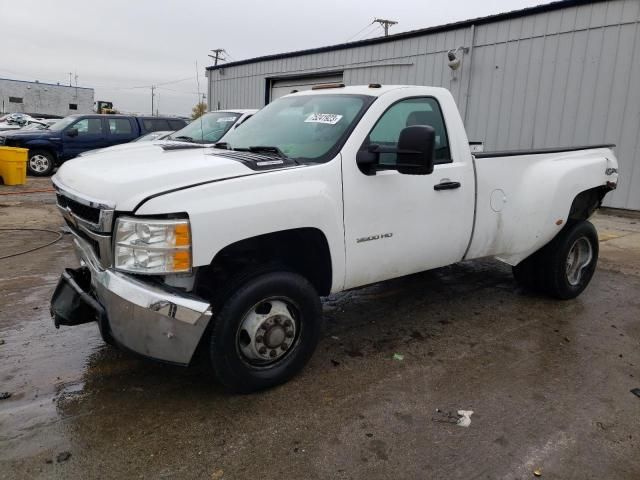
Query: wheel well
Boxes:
[
  {"xmin": 196, "ymin": 228, "xmax": 333, "ymax": 300},
  {"xmin": 28, "ymin": 147, "xmax": 56, "ymax": 160},
  {"xmin": 568, "ymin": 186, "xmax": 610, "ymax": 221}
]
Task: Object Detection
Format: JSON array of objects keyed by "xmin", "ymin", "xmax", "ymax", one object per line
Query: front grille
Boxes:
[{"xmin": 56, "ymin": 193, "xmax": 101, "ymax": 224}]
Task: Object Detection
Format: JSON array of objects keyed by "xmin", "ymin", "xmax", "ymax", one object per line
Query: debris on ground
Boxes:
[
  {"xmin": 330, "ymin": 359, "xmax": 340, "ymax": 367},
  {"xmin": 631, "ymin": 388, "xmax": 640, "ymax": 398},
  {"xmin": 393, "ymin": 353, "xmax": 404, "ymax": 361},
  {"xmin": 56, "ymin": 451, "xmax": 71, "ymax": 463},
  {"xmin": 0, "ymin": 392, "xmax": 12, "ymax": 400},
  {"xmin": 432, "ymin": 408, "xmax": 474, "ymax": 427},
  {"xmin": 211, "ymin": 469, "xmax": 224, "ymax": 479},
  {"xmin": 456, "ymin": 410, "xmax": 474, "ymax": 427},
  {"xmin": 533, "ymin": 468, "xmax": 543, "ymax": 477}
]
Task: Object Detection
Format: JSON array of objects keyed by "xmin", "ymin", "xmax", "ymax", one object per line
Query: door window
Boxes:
[
  {"xmin": 365, "ymin": 97, "xmax": 451, "ymax": 166},
  {"xmin": 108, "ymin": 118, "xmax": 133, "ymax": 135},
  {"xmin": 168, "ymin": 119, "xmax": 187, "ymax": 130},
  {"xmin": 72, "ymin": 118, "xmax": 103, "ymax": 136},
  {"xmin": 143, "ymin": 119, "xmax": 171, "ymax": 132}
]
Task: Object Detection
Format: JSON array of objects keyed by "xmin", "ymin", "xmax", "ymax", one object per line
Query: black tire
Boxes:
[
  {"xmin": 209, "ymin": 271, "xmax": 322, "ymax": 393},
  {"xmin": 539, "ymin": 220, "xmax": 599, "ymax": 299},
  {"xmin": 28, "ymin": 150, "xmax": 55, "ymax": 176},
  {"xmin": 513, "ymin": 220, "xmax": 598, "ymax": 299}
]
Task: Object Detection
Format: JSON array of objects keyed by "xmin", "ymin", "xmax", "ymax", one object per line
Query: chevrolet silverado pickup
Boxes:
[
  {"xmin": 0, "ymin": 114, "xmax": 187, "ymax": 176},
  {"xmin": 50, "ymin": 84, "xmax": 619, "ymax": 393}
]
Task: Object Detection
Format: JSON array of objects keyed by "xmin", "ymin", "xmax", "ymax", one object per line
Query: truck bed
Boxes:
[
  {"xmin": 474, "ymin": 144, "xmax": 616, "ymax": 158},
  {"xmin": 464, "ymin": 145, "xmax": 617, "ymax": 265}
]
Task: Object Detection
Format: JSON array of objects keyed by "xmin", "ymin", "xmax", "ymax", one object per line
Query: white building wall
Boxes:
[
  {"xmin": 207, "ymin": 0, "xmax": 640, "ymax": 210},
  {"xmin": 0, "ymin": 78, "xmax": 94, "ymax": 117}
]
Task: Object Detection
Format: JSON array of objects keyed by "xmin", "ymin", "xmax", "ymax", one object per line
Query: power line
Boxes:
[
  {"xmin": 346, "ymin": 21, "xmax": 374, "ymax": 42},
  {"xmin": 352, "ymin": 24, "xmax": 380, "ymax": 42},
  {"xmin": 359, "ymin": 24, "xmax": 385, "ymax": 40}
]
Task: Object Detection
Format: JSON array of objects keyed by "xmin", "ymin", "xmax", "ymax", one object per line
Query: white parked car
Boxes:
[
  {"xmin": 132, "ymin": 130, "xmax": 174, "ymax": 142},
  {"xmin": 77, "ymin": 110, "xmax": 256, "ymax": 157},
  {"xmin": 50, "ymin": 85, "xmax": 618, "ymax": 393}
]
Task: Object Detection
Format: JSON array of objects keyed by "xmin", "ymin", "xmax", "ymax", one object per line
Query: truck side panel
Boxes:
[
  {"xmin": 136, "ymin": 159, "xmax": 347, "ymax": 293},
  {"xmin": 465, "ymin": 147, "xmax": 618, "ymax": 265}
]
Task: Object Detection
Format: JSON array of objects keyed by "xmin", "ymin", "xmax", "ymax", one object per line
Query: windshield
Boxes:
[
  {"xmin": 48, "ymin": 117, "xmax": 77, "ymax": 132},
  {"xmin": 167, "ymin": 112, "xmax": 240, "ymax": 144},
  {"xmin": 221, "ymin": 94, "xmax": 373, "ymax": 162}
]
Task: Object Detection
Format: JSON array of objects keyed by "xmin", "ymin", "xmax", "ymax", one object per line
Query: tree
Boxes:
[{"xmin": 191, "ymin": 102, "xmax": 207, "ymax": 120}]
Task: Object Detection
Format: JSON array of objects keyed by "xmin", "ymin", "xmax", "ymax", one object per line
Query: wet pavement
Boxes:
[{"xmin": 1, "ymin": 179, "xmax": 639, "ymax": 479}]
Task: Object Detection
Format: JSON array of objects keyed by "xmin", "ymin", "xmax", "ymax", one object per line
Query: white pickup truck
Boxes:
[{"xmin": 50, "ymin": 84, "xmax": 619, "ymax": 392}]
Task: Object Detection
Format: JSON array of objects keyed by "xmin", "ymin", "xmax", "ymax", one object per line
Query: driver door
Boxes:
[
  {"xmin": 342, "ymin": 96, "xmax": 474, "ymax": 289},
  {"xmin": 62, "ymin": 117, "xmax": 108, "ymax": 159}
]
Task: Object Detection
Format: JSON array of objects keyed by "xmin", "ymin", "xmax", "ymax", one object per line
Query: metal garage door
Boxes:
[{"xmin": 269, "ymin": 74, "xmax": 343, "ymax": 101}]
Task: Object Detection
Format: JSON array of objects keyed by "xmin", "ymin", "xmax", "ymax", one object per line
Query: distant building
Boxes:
[
  {"xmin": 207, "ymin": 0, "xmax": 640, "ymax": 211},
  {"xmin": 0, "ymin": 78, "xmax": 94, "ymax": 117}
]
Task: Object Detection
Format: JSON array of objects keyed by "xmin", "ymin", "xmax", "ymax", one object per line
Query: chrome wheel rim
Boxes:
[
  {"xmin": 566, "ymin": 237, "xmax": 593, "ymax": 286},
  {"xmin": 236, "ymin": 298, "xmax": 298, "ymax": 365},
  {"xmin": 29, "ymin": 155, "xmax": 50, "ymax": 173}
]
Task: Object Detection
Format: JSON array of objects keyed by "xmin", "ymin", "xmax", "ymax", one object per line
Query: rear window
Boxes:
[
  {"xmin": 168, "ymin": 119, "xmax": 187, "ymax": 130},
  {"xmin": 143, "ymin": 119, "xmax": 171, "ymax": 132},
  {"xmin": 108, "ymin": 118, "xmax": 133, "ymax": 135}
]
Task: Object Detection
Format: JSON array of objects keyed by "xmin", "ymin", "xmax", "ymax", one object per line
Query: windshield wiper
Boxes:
[
  {"xmin": 213, "ymin": 141, "xmax": 230, "ymax": 149},
  {"xmin": 173, "ymin": 135, "xmax": 195, "ymax": 143},
  {"xmin": 248, "ymin": 145, "xmax": 286, "ymax": 156},
  {"xmin": 247, "ymin": 145, "xmax": 300, "ymax": 164}
]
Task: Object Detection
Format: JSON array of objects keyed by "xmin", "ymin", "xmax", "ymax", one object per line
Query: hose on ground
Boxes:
[{"xmin": 0, "ymin": 227, "xmax": 64, "ymax": 260}]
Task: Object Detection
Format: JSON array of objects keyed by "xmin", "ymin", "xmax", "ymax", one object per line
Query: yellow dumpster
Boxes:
[{"xmin": 0, "ymin": 147, "xmax": 28, "ymax": 185}]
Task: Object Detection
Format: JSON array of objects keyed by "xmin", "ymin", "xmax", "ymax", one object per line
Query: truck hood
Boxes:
[
  {"xmin": 79, "ymin": 139, "xmax": 203, "ymax": 157},
  {"xmin": 54, "ymin": 145, "xmax": 258, "ymax": 211},
  {"xmin": 0, "ymin": 129, "xmax": 58, "ymax": 141}
]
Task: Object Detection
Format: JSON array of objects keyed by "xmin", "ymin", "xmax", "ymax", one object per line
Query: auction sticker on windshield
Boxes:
[
  {"xmin": 305, "ymin": 113, "xmax": 343, "ymax": 125},
  {"xmin": 217, "ymin": 117, "xmax": 237, "ymax": 123}
]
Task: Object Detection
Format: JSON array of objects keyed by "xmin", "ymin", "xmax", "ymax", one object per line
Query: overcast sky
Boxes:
[{"xmin": 0, "ymin": 0, "xmax": 544, "ymax": 116}]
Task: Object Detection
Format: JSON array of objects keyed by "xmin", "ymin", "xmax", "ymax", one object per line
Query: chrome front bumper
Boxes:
[{"xmin": 66, "ymin": 234, "xmax": 212, "ymax": 365}]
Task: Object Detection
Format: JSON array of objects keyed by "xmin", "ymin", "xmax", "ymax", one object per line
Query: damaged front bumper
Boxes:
[{"xmin": 50, "ymin": 234, "xmax": 212, "ymax": 365}]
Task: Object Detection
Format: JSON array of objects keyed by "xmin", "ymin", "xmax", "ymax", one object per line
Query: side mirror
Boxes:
[
  {"xmin": 356, "ymin": 125, "xmax": 436, "ymax": 176},
  {"xmin": 396, "ymin": 125, "xmax": 435, "ymax": 175},
  {"xmin": 66, "ymin": 128, "xmax": 78, "ymax": 137}
]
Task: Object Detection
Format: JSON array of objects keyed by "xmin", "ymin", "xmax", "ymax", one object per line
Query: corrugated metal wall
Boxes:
[{"xmin": 208, "ymin": 0, "xmax": 640, "ymax": 210}]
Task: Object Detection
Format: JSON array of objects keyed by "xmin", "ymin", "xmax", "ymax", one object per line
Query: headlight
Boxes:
[{"xmin": 114, "ymin": 217, "xmax": 191, "ymax": 274}]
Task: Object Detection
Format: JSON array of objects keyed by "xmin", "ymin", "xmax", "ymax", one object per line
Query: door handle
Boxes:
[{"xmin": 434, "ymin": 181, "xmax": 461, "ymax": 191}]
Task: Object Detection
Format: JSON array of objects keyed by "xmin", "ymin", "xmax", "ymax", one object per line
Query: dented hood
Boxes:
[{"xmin": 53, "ymin": 144, "xmax": 257, "ymax": 211}]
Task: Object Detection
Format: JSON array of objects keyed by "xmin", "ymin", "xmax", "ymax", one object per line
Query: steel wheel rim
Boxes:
[
  {"xmin": 236, "ymin": 297, "xmax": 299, "ymax": 366},
  {"xmin": 565, "ymin": 236, "xmax": 593, "ymax": 286},
  {"xmin": 29, "ymin": 155, "xmax": 49, "ymax": 173}
]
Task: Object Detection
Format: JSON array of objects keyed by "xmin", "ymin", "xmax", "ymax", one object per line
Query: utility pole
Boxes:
[
  {"xmin": 208, "ymin": 49, "xmax": 227, "ymax": 66},
  {"xmin": 151, "ymin": 85, "xmax": 156, "ymax": 116},
  {"xmin": 373, "ymin": 18, "xmax": 398, "ymax": 37},
  {"xmin": 68, "ymin": 72, "xmax": 73, "ymax": 86}
]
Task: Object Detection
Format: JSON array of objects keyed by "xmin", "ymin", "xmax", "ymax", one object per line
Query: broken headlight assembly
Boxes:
[{"xmin": 114, "ymin": 217, "xmax": 191, "ymax": 274}]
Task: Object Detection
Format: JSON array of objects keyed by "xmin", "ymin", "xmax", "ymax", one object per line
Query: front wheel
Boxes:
[
  {"xmin": 28, "ymin": 150, "xmax": 55, "ymax": 176},
  {"xmin": 209, "ymin": 271, "xmax": 322, "ymax": 393}
]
